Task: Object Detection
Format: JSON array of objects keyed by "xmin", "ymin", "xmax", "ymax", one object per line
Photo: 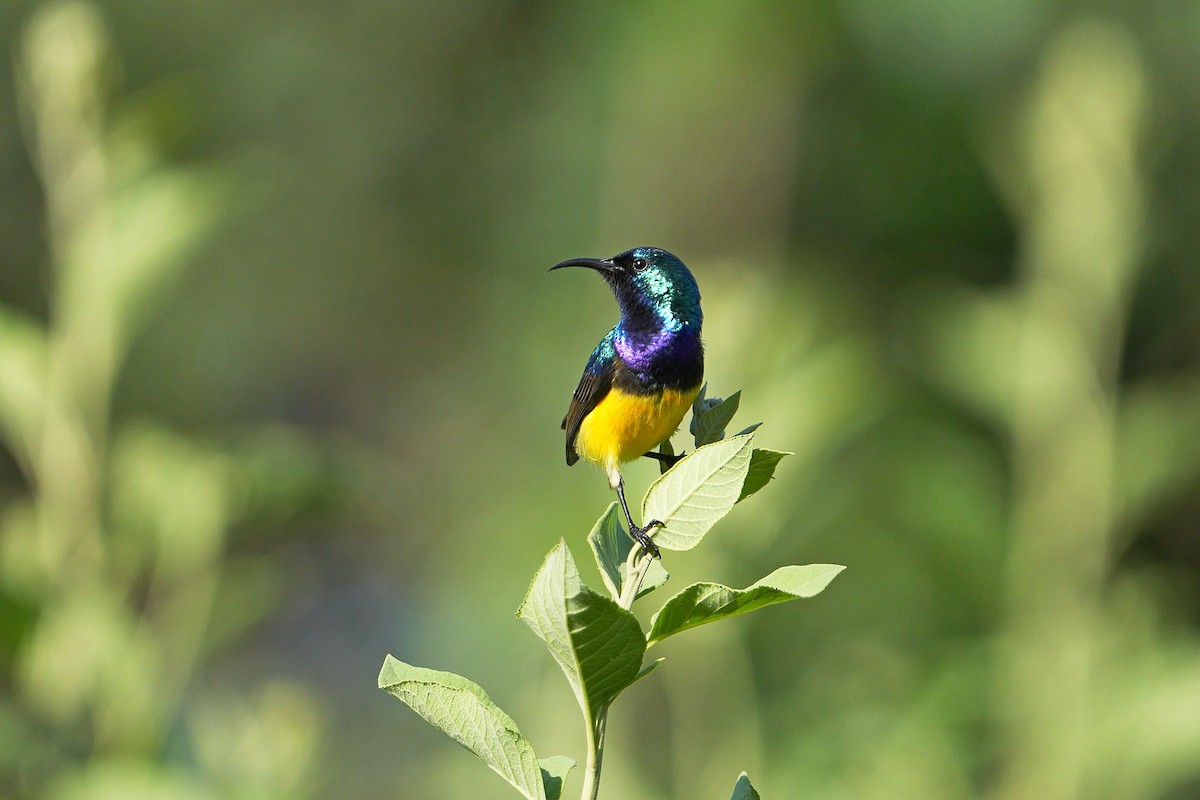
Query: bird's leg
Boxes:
[{"xmin": 615, "ymin": 477, "xmax": 662, "ymax": 560}]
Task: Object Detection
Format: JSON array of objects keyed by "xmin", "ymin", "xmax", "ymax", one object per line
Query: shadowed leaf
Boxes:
[
  {"xmin": 518, "ymin": 541, "xmax": 647, "ymax": 719},
  {"xmin": 539, "ymin": 756, "xmax": 576, "ymax": 800},
  {"xmin": 737, "ymin": 449, "xmax": 791, "ymax": 502},
  {"xmin": 692, "ymin": 390, "xmax": 742, "ymax": 446}
]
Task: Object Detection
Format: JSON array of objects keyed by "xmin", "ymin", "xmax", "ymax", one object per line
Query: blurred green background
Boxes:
[{"xmin": 2, "ymin": 1, "xmax": 1200, "ymax": 798}]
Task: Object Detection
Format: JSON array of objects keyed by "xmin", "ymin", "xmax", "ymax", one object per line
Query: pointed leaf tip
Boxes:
[
  {"xmin": 730, "ymin": 771, "xmax": 761, "ymax": 800},
  {"xmin": 648, "ymin": 564, "xmax": 844, "ymax": 646},
  {"xmin": 692, "ymin": 390, "xmax": 743, "ymax": 446},
  {"xmin": 540, "ymin": 756, "xmax": 576, "ymax": 800},
  {"xmin": 378, "ymin": 655, "xmax": 547, "ymax": 799}
]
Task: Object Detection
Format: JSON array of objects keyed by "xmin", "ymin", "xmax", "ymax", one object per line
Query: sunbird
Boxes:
[{"xmin": 550, "ymin": 247, "xmax": 704, "ymax": 558}]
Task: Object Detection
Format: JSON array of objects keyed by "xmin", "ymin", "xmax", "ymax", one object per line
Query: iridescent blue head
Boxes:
[
  {"xmin": 549, "ymin": 246, "xmax": 702, "ymax": 335},
  {"xmin": 550, "ymin": 246, "xmax": 703, "ymax": 390}
]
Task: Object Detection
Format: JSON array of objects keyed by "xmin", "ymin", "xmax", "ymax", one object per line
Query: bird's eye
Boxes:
[{"xmin": 632, "ymin": 258, "xmax": 648, "ymax": 271}]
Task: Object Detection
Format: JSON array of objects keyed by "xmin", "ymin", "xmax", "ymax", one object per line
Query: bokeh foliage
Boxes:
[{"xmin": 1, "ymin": 1, "xmax": 1199, "ymax": 799}]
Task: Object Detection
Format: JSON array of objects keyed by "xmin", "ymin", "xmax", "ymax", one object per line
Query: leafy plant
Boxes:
[
  {"xmin": 0, "ymin": 7, "xmax": 332, "ymax": 798},
  {"xmin": 380, "ymin": 390, "xmax": 843, "ymax": 799}
]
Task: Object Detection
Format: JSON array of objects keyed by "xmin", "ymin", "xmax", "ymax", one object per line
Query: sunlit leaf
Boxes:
[
  {"xmin": 642, "ymin": 433, "xmax": 755, "ymax": 551},
  {"xmin": 648, "ymin": 564, "xmax": 845, "ymax": 646},
  {"xmin": 378, "ymin": 656, "xmax": 547, "ymax": 800}
]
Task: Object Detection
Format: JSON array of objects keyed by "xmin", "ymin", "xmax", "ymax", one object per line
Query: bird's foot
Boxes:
[{"xmin": 629, "ymin": 520, "xmax": 663, "ymax": 560}]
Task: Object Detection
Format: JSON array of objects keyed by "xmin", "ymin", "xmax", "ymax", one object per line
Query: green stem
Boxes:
[
  {"xmin": 619, "ymin": 550, "xmax": 654, "ymax": 609},
  {"xmin": 582, "ymin": 709, "xmax": 608, "ymax": 800},
  {"xmin": 582, "ymin": 548, "xmax": 654, "ymax": 800}
]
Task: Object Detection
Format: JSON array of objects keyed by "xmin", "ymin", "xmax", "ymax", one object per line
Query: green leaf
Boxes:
[
  {"xmin": 730, "ymin": 771, "xmax": 761, "ymax": 800},
  {"xmin": 518, "ymin": 541, "xmax": 647, "ymax": 718},
  {"xmin": 737, "ymin": 449, "xmax": 791, "ymax": 502},
  {"xmin": 630, "ymin": 657, "xmax": 665, "ymax": 687},
  {"xmin": 539, "ymin": 756, "xmax": 576, "ymax": 800},
  {"xmin": 587, "ymin": 504, "xmax": 670, "ymax": 600},
  {"xmin": 634, "ymin": 558, "xmax": 670, "ymax": 599},
  {"xmin": 657, "ymin": 438, "xmax": 675, "ymax": 474},
  {"xmin": 691, "ymin": 390, "xmax": 742, "ymax": 446},
  {"xmin": 378, "ymin": 656, "xmax": 547, "ymax": 800},
  {"xmin": 647, "ymin": 564, "xmax": 845, "ymax": 646},
  {"xmin": 734, "ymin": 422, "xmax": 763, "ymax": 437},
  {"xmin": 692, "ymin": 382, "xmax": 707, "ymax": 412},
  {"xmin": 587, "ymin": 503, "xmax": 625, "ymax": 598},
  {"xmin": 642, "ymin": 433, "xmax": 755, "ymax": 551}
]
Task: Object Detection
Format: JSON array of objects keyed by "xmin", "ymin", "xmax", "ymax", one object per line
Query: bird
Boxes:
[{"xmin": 550, "ymin": 246, "xmax": 704, "ymax": 558}]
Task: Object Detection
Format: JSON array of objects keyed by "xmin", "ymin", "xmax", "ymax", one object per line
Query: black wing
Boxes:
[{"xmin": 561, "ymin": 354, "xmax": 615, "ymax": 466}]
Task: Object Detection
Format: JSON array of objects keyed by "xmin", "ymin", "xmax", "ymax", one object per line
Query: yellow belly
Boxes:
[{"xmin": 574, "ymin": 386, "xmax": 700, "ymax": 474}]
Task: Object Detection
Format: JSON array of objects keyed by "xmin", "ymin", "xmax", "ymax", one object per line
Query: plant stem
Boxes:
[
  {"xmin": 582, "ymin": 709, "xmax": 608, "ymax": 800},
  {"xmin": 619, "ymin": 551, "xmax": 654, "ymax": 609},
  {"xmin": 582, "ymin": 547, "xmax": 654, "ymax": 800}
]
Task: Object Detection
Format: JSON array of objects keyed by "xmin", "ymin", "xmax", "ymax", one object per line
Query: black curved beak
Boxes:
[{"xmin": 547, "ymin": 257, "xmax": 617, "ymax": 274}]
